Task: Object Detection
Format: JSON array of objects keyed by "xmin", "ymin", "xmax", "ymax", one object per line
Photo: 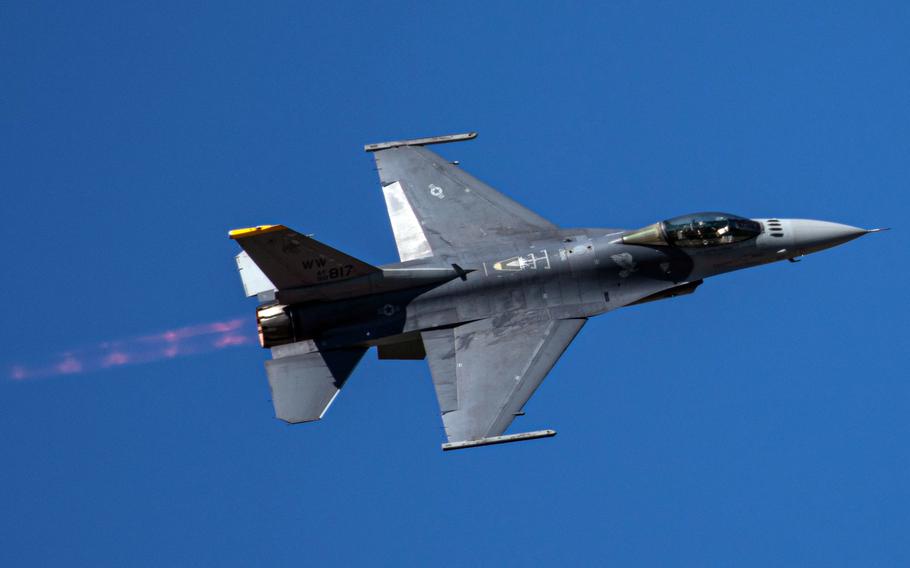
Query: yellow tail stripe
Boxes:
[{"xmin": 228, "ymin": 225, "xmax": 286, "ymax": 239}]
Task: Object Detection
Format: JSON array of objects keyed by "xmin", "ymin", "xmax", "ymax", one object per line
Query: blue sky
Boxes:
[{"xmin": 2, "ymin": 2, "xmax": 908, "ymax": 565}]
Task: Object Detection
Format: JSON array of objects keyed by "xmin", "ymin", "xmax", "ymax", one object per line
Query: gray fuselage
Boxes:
[{"xmin": 284, "ymin": 217, "xmax": 857, "ymax": 352}]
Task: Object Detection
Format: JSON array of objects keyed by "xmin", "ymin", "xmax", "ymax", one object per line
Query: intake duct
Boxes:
[{"xmin": 256, "ymin": 304, "xmax": 296, "ymax": 348}]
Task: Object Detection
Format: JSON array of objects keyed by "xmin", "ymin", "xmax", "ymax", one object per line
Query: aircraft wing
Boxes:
[
  {"xmin": 421, "ymin": 313, "xmax": 586, "ymax": 449},
  {"xmin": 369, "ymin": 139, "xmax": 557, "ymax": 262}
]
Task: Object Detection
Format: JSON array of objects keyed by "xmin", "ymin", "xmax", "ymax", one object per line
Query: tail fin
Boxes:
[{"xmin": 229, "ymin": 225, "xmax": 379, "ymax": 290}]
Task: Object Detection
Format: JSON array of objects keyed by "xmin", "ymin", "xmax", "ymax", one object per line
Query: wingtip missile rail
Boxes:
[
  {"xmin": 364, "ymin": 132, "xmax": 477, "ymax": 153},
  {"xmin": 441, "ymin": 430, "xmax": 557, "ymax": 452}
]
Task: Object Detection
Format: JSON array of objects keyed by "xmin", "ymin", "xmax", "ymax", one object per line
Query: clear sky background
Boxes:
[{"xmin": 2, "ymin": 2, "xmax": 908, "ymax": 566}]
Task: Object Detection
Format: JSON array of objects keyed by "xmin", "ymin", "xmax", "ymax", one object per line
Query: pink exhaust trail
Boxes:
[{"xmin": 7, "ymin": 317, "xmax": 256, "ymax": 381}]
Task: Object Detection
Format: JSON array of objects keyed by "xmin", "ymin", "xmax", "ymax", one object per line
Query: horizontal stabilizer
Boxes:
[
  {"xmin": 265, "ymin": 345, "xmax": 366, "ymax": 423},
  {"xmin": 229, "ymin": 225, "xmax": 378, "ymax": 290}
]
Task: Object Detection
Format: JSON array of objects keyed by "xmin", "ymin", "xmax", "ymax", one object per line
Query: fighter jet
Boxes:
[{"xmin": 229, "ymin": 132, "xmax": 884, "ymax": 451}]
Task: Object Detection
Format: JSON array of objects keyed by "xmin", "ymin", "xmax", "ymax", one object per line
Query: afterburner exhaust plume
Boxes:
[{"xmin": 7, "ymin": 317, "xmax": 255, "ymax": 381}]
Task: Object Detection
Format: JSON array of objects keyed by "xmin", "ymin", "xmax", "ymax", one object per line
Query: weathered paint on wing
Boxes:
[{"xmin": 422, "ymin": 313, "xmax": 586, "ymax": 443}]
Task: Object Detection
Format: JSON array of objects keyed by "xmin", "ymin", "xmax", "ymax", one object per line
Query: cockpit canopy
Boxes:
[{"xmin": 623, "ymin": 212, "xmax": 762, "ymax": 248}]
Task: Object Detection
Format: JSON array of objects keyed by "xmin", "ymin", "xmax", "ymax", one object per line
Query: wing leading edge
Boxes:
[{"xmin": 422, "ymin": 313, "xmax": 586, "ymax": 447}]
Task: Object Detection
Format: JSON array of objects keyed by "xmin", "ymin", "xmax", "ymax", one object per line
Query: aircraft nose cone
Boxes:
[{"xmin": 789, "ymin": 219, "xmax": 868, "ymax": 254}]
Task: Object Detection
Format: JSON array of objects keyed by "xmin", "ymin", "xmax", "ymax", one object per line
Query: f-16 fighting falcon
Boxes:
[{"xmin": 229, "ymin": 132, "xmax": 885, "ymax": 451}]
